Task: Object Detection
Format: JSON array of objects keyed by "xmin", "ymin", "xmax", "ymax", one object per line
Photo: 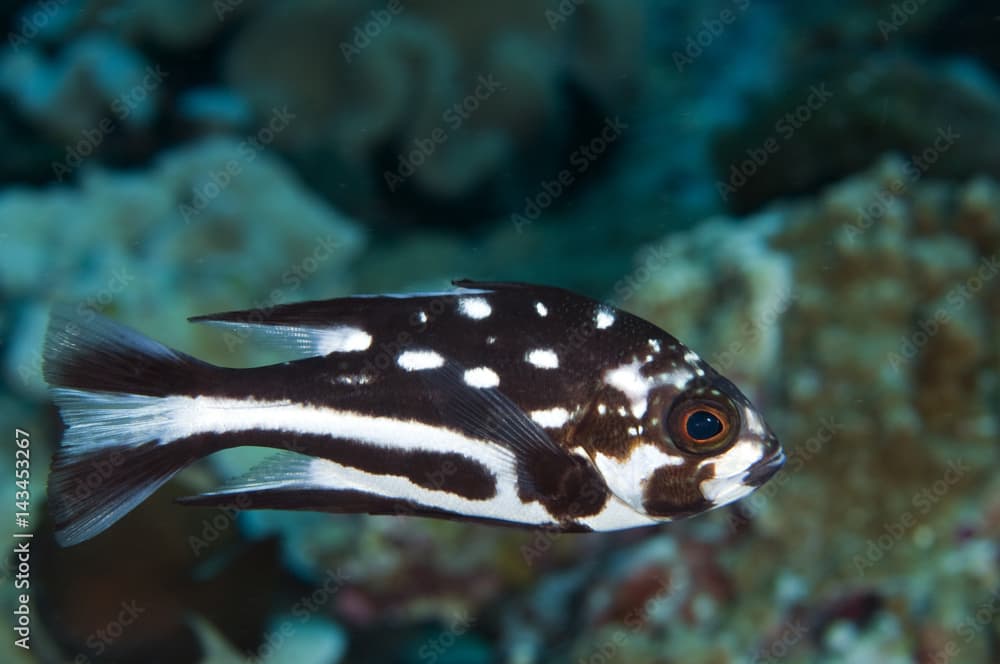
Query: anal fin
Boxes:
[{"xmin": 177, "ymin": 451, "xmax": 552, "ymax": 529}]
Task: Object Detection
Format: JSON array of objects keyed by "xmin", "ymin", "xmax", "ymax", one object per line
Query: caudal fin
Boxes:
[{"xmin": 43, "ymin": 306, "xmax": 212, "ymax": 546}]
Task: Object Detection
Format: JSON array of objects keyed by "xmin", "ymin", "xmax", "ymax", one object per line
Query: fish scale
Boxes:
[{"xmin": 43, "ymin": 280, "xmax": 785, "ymax": 547}]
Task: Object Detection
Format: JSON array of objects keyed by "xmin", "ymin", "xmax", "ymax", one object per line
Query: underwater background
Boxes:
[{"xmin": 1, "ymin": 0, "xmax": 999, "ymax": 662}]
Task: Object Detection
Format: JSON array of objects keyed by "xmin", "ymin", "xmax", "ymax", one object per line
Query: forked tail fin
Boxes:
[{"xmin": 43, "ymin": 306, "xmax": 214, "ymax": 546}]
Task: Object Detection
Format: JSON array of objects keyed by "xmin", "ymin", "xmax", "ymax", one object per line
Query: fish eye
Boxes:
[
  {"xmin": 686, "ymin": 409, "xmax": 723, "ymax": 440},
  {"xmin": 666, "ymin": 396, "xmax": 737, "ymax": 454}
]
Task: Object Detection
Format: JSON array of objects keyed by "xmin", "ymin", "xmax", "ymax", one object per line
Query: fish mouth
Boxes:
[{"xmin": 744, "ymin": 448, "xmax": 785, "ymax": 487}]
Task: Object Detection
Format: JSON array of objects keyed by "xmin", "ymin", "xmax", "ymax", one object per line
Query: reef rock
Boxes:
[
  {"xmin": 0, "ymin": 137, "xmax": 366, "ymax": 396},
  {"xmin": 223, "ymin": 0, "xmax": 644, "ymax": 224},
  {"xmin": 617, "ymin": 154, "xmax": 1000, "ymax": 662}
]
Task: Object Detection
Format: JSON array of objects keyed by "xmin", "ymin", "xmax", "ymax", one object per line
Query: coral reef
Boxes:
[
  {"xmin": 0, "ymin": 137, "xmax": 366, "ymax": 397},
  {"xmin": 222, "ymin": 0, "xmax": 645, "ymax": 224},
  {"xmin": 2, "ymin": 1, "xmax": 999, "ymax": 662},
  {"xmin": 713, "ymin": 55, "xmax": 1000, "ymax": 213},
  {"xmin": 616, "ymin": 155, "xmax": 1000, "ymax": 662},
  {"xmin": 0, "ymin": 32, "xmax": 161, "ymax": 140},
  {"xmin": 8, "ymin": 0, "xmax": 236, "ymax": 49},
  {"xmin": 132, "ymin": 157, "xmax": 997, "ymax": 663}
]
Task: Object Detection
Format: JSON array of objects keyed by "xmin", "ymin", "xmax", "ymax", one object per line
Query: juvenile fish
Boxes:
[{"xmin": 43, "ymin": 280, "xmax": 784, "ymax": 546}]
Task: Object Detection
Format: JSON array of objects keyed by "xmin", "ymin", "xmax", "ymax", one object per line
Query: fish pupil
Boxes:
[{"xmin": 687, "ymin": 410, "xmax": 723, "ymax": 441}]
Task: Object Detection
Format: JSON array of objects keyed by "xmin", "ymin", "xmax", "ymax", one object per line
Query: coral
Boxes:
[
  {"xmin": 3, "ymin": 5, "xmax": 999, "ymax": 661},
  {"xmin": 625, "ymin": 214, "xmax": 794, "ymax": 390},
  {"xmin": 0, "ymin": 32, "xmax": 160, "ymax": 140},
  {"xmin": 10, "ymin": 0, "xmax": 237, "ymax": 49},
  {"xmin": 0, "ymin": 137, "xmax": 366, "ymax": 396},
  {"xmin": 713, "ymin": 56, "xmax": 1000, "ymax": 213},
  {"xmin": 222, "ymin": 0, "xmax": 644, "ymax": 223},
  {"xmin": 616, "ymin": 155, "xmax": 1000, "ymax": 662},
  {"xmin": 185, "ymin": 156, "xmax": 997, "ymax": 662}
]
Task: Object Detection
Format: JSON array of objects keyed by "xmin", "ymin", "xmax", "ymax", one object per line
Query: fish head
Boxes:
[{"xmin": 579, "ymin": 342, "xmax": 784, "ymax": 522}]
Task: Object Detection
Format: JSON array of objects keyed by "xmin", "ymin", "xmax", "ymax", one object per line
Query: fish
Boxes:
[{"xmin": 43, "ymin": 280, "xmax": 784, "ymax": 546}]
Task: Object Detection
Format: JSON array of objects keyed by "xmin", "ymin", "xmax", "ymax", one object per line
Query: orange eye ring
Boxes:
[{"xmin": 667, "ymin": 397, "xmax": 738, "ymax": 454}]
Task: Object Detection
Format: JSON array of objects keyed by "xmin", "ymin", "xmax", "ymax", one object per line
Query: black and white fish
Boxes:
[{"xmin": 43, "ymin": 280, "xmax": 784, "ymax": 546}]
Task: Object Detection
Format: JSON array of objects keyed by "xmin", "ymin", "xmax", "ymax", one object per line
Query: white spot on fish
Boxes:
[
  {"xmin": 535, "ymin": 302, "xmax": 548, "ymax": 317},
  {"xmin": 416, "ymin": 311, "xmax": 428, "ymax": 324},
  {"xmin": 459, "ymin": 297, "xmax": 491, "ymax": 320},
  {"xmin": 594, "ymin": 443, "xmax": 685, "ymax": 510},
  {"xmin": 653, "ymin": 368, "xmax": 694, "ymax": 390},
  {"xmin": 682, "ymin": 349, "xmax": 706, "ymax": 376},
  {"xmin": 486, "ymin": 335, "xmax": 497, "ymax": 345},
  {"xmin": 580, "ymin": 494, "xmax": 660, "ymax": 530},
  {"xmin": 530, "ymin": 406, "xmax": 570, "ymax": 428},
  {"xmin": 334, "ymin": 374, "xmax": 371, "ymax": 385},
  {"xmin": 604, "ymin": 359, "xmax": 650, "ymax": 417},
  {"xmin": 648, "ymin": 339, "xmax": 661, "ymax": 352},
  {"xmin": 526, "ymin": 348, "xmax": 559, "ymax": 369},
  {"xmin": 699, "ymin": 475, "xmax": 757, "ymax": 506},
  {"xmin": 698, "ymin": 440, "xmax": 764, "ymax": 478},
  {"xmin": 318, "ymin": 326, "xmax": 372, "ymax": 353},
  {"xmin": 744, "ymin": 407, "xmax": 765, "ymax": 436},
  {"xmin": 464, "ymin": 366, "xmax": 500, "ymax": 389},
  {"xmin": 595, "ymin": 306, "xmax": 615, "ymax": 329},
  {"xmin": 597, "ymin": 404, "xmax": 607, "ymax": 415},
  {"xmin": 397, "ymin": 350, "xmax": 444, "ymax": 371}
]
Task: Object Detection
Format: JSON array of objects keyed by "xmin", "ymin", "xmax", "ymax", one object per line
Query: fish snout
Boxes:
[{"xmin": 744, "ymin": 439, "xmax": 785, "ymax": 487}]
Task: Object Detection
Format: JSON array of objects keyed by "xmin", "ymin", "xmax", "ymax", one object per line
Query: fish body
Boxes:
[{"xmin": 44, "ymin": 280, "xmax": 784, "ymax": 546}]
